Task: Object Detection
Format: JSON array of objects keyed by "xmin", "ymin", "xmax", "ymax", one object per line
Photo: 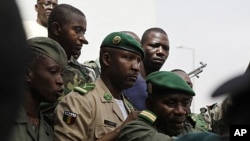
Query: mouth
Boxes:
[
  {"xmin": 153, "ymin": 57, "xmax": 165, "ymax": 64},
  {"xmin": 45, "ymin": 12, "xmax": 51, "ymax": 17},
  {"xmin": 172, "ymin": 121, "xmax": 184, "ymax": 129},
  {"xmin": 56, "ymin": 89, "xmax": 64, "ymax": 97},
  {"xmin": 75, "ymin": 45, "xmax": 82, "ymax": 50},
  {"xmin": 128, "ymin": 75, "xmax": 138, "ymax": 81}
]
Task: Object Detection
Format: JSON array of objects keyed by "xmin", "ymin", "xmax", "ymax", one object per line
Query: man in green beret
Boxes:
[
  {"xmin": 117, "ymin": 71, "xmax": 199, "ymax": 141},
  {"xmin": 171, "ymin": 69, "xmax": 211, "ymax": 132},
  {"xmin": 8, "ymin": 37, "xmax": 67, "ymax": 141},
  {"xmin": 54, "ymin": 32, "xmax": 144, "ymax": 140}
]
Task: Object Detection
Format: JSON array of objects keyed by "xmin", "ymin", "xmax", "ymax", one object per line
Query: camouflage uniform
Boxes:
[
  {"xmin": 187, "ymin": 113, "xmax": 210, "ymax": 132},
  {"xmin": 69, "ymin": 56, "xmax": 100, "ymax": 84}
]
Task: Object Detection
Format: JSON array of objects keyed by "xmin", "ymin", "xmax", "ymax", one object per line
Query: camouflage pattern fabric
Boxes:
[
  {"xmin": 83, "ymin": 60, "xmax": 101, "ymax": 81},
  {"xmin": 206, "ymin": 103, "xmax": 222, "ymax": 133},
  {"xmin": 187, "ymin": 103, "xmax": 222, "ymax": 133},
  {"xmin": 69, "ymin": 56, "xmax": 100, "ymax": 83},
  {"xmin": 63, "ymin": 64, "xmax": 88, "ymax": 95},
  {"xmin": 187, "ymin": 113, "xmax": 210, "ymax": 132}
]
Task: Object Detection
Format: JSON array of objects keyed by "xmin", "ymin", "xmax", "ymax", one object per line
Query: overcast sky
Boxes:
[{"xmin": 16, "ymin": 0, "xmax": 250, "ymax": 113}]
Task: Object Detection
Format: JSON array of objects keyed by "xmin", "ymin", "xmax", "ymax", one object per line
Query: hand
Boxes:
[{"xmin": 124, "ymin": 110, "xmax": 140, "ymax": 124}]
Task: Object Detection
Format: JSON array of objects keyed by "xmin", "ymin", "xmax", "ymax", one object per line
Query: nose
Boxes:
[
  {"xmin": 156, "ymin": 46, "xmax": 164, "ymax": 55},
  {"xmin": 174, "ymin": 105, "xmax": 187, "ymax": 115},
  {"xmin": 57, "ymin": 74, "xmax": 64, "ymax": 86},
  {"xmin": 79, "ymin": 34, "xmax": 88, "ymax": 45},
  {"xmin": 131, "ymin": 60, "xmax": 140, "ymax": 72}
]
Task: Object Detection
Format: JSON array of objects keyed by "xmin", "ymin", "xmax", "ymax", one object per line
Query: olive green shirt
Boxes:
[
  {"xmin": 8, "ymin": 106, "xmax": 54, "ymax": 141},
  {"xmin": 117, "ymin": 116, "xmax": 198, "ymax": 141}
]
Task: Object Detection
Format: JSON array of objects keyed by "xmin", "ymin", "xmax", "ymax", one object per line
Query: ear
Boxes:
[
  {"xmin": 35, "ymin": 4, "xmax": 39, "ymax": 12},
  {"xmin": 145, "ymin": 97, "xmax": 153, "ymax": 110},
  {"xmin": 51, "ymin": 22, "xmax": 61, "ymax": 36},
  {"xmin": 25, "ymin": 68, "xmax": 32, "ymax": 82},
  {"xmin": 102, "ymin": 52, "xmax": 111, "ymax": 67}
]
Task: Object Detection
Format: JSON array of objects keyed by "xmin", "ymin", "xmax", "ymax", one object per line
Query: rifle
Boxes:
[{"xmin": 188, "ymin": 62, "xmax": 207, "ymax": 78}]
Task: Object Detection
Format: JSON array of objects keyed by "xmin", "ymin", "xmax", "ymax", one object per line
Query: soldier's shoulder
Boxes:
[{"xmin": 73, "ymin": 82, "xmax": 95, "ymax": 95}]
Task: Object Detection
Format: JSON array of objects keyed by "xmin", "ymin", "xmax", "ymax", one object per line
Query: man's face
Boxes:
[
  {"xmin": 143, "ymin": 31, "xmax": 169, "ymax": 71},
  {"xmin": 148, "ymin": 93, "xmax": 192, "ymax": 136},
  {"xmin": 27, "ymin": 55, "xmax": 64, "ymax": 103},
  {"xmin": 104, "ymin": 48, "xmax": 142, "ymax": 90},
  {"xmin": 58, "ymin": 13, "xmax": 88, "ymax": 59},
  {"xmin": 36, "ymin": 0, "xmax": 58, "ymax": 27}
]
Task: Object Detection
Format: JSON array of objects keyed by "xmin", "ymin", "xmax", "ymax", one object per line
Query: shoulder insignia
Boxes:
[
  {"xmin": 63, "ymin": 111, "xmax": 77, "ymax": 125},
  {"xmin": 73, "ymin": 82, "xmax": 95, "ymax": 95},
  {"xmin": 104, "ymin": 92, "xmax": 112, "ymax": 101},
  {"xmin": 124, "ymin": 99, "xmax": 134, "ymax": 109},
  {"xmin": 138, "ymin": 110, "xmax": 157, "ymax": 125}
]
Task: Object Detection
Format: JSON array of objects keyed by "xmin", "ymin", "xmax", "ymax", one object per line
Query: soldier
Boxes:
[
  {"xmin": 117, "ymin": 71, "xmax": 198, "ymax": 141},
  {"xmin": 47, "ymin": 3, "xmax": 94, "ymax": 94},
  {"xmin": 171, "ymin": 69, "xmax": 210, "ymax": 132},
  {"xmin": 54, "ymin": 32, "xmax": 144, "ymax": 140},
  {"xmin": 41, "ymin": 4, "xmax": 98, "ymax": 126},
  {"xmin": 175, "ymin": 68, "xmax": 250, "ymax": 141},
  {"xmin": 8, "ymin": 37, "xmax": 67, "ymax": 141}
]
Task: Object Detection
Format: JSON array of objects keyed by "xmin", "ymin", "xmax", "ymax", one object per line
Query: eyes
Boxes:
[
  {"xmin": 163, "ymin": 98, "xmax": 192, "ymax": 108},
  {"xmin": 49, "ymin": 67, "xmax": 63, "ymax": 77},
  {"xmin": 73, "ymin": 27, "xmax": 86, "ymax": 35},
  {"xmin": 149, "ymin": 43, "xmax": 169, "ymax": 51}
]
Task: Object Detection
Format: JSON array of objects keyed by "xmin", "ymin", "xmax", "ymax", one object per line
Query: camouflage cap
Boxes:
[
  {"xmin": 146, "ymin": 71, "xmax": 195, "ymax": 96},
  {"xmin": 100, "ymin": 32, "xmax": 144, "ymax": 59},
  {"xmin": 27, "ymin": 37, "xmax": 67, "ymax": 68}
]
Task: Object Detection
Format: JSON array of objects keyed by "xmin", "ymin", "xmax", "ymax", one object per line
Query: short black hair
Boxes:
[
  {"xmin": 141, "ymin": 27, "xmax": 167, "ymax": 44},
  {"xmin": 48, "ymin": 4, "xmax": 85, "ymax": 35}
]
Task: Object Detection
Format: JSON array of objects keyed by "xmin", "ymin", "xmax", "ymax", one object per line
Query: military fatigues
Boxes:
[
  {"xmin": 117, "ymin": 110, "xmax": 197, "ymax": 141},
  {"xmin": 187, "ymin": 113, "xmax": 210, "ymax": 132},
  {"xmin": 54, "ymin": 78, "xmax": 135, "ymax": 141},
  {"xmin": 8, "ymin": 107, "xmax": 54, "ymax": 141},
  {"xmin": 70, "ymin": 57, "xmax": 100, "ymax": 82}
]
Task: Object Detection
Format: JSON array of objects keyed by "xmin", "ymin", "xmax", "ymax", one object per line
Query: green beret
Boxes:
[
  {"xmin": 100, "ymin": 32, "xmax": 144, "ymax": 59},
  {"xmin": 146, "ymin": 71, "xmax": 195, "ymax": 96},
  {"xmin": 27, "ymin": 37, "xmax": 67, "ymax": 68}
]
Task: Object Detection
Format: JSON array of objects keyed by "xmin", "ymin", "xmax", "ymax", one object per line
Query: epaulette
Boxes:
[
  {"xmin": 73, "ymin": 82, "xmax": 95, "ymax": 95},
  {"xmin": 138, "ymin": 110, "xmax": 157, "ymax": 125}
]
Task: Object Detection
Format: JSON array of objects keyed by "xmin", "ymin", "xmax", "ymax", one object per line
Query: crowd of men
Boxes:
[{"xmin": 2, "ymin": 0, "xmax": 249, "ymax": 141}]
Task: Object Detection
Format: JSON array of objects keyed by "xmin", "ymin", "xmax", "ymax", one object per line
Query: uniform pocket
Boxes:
[{"xmin": 94, "ymin": 123, "xmax": 116, "ymax": 138}]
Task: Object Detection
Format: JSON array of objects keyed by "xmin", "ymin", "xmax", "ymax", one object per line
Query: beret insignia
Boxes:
[
  {"xmin": 112, "ymin": 36, "xmax": 121, "ymax": 44},
  {"xmin": 63, "ymin": 111, "xmax": 77, "ymax": 125}
]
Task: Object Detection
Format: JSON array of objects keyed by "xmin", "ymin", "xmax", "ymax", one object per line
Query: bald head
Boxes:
[{"xmin": 171, "ymin": 69, "xmax": 193, "ymax": 88}]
